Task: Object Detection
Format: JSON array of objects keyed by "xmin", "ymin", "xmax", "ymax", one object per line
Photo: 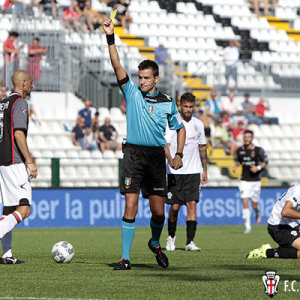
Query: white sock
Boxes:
[
  {"xmin": 0, "ymin": 212, "xmax": 22, "ymax": 240},
  {"xmin": 242, "ymin": 208, "xmax": 251, "ymax": 231},
  {"xmin": 1, "ymin": 216, "xmax": 12, "ymax": 258}
]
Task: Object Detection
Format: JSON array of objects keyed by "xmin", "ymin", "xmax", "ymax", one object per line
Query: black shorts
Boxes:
[
  {"xmin": 166, "ymin": 174, "xmax": 200, "ymax": 205},
  {"xmin": 268, "ymin": 224, "xmax": 300, "ymax": 248},
  {"xmin": 120, "ymin": 143, "xmax": 166, "ymax": 199}
]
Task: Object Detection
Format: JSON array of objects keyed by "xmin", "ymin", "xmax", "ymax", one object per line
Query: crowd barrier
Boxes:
[{"xmin": 0, "ymin": 187, "xmax": 286, "ymax": 228}]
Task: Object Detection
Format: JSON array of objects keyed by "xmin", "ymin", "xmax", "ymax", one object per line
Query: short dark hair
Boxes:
[
  {"xmin": 9, "ymin": 31, "xmax": 19, "ymax": 37},
  {"xmin": 180, "ymin": 92, "xmax": 195, "ymax": 104},
  {"xmin": 138, "ymin": 60, "xmax": 159, "ymax": 77},
  {"xmin": 244, "ymin": 129, "xmax": 254, "ymax": 137},
  {"xmin": 33, "ymin": 37, "xmax": 40, "ymax": 42}
]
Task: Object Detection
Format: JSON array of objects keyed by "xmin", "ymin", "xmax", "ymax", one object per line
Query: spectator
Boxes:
[
  {"xmin": 0, "ymin": 86, "xmax": 7, "ymax": 100},
  {"xmin": 3, "ymin": 0, "xmax": 13, "ymax": 13},
  {"xmin": 214, "ymin": 118, "xmax": 236, "ymax": 155},
  {"xmin": 3, "ymin": 31, "xmax": 24, "ymax": 84},
  {"xmin": 204, "ymin": 90, "xmax": 221, "ymax": 122},
  {"xmin": 63, "ymin": 0, "xmax": 81, "ymax": 32},
  {"xmin": 220, "ymin": 111, "xmax": 234, "ymax": 132},
  {"xmin": 154, "ymin": 44, "xmax": 169, "ymax": 65},
  {"xmin": 14, "ymin": 0, "xmax": 34, "ymax": 17},
  {"xmin": 25, "ymin": 95, "xmax": 41, "ymax": 125},
  {"xmin": 221, "ymin": 92, "xmax": 238, "ymax": 116},
  {"xmin": 221, "ymin": 40, "xmax": 241, "ymax": 94},
  {"xmin": 230, "ymin": 106, "xmax": 248, "ymax": 127},
  {"xmin": 78, "ymin": 99, "xmax": 92, "ymax": 128},
  {"xmin": 253, "ymin": 0, "xmax": 277, "ymax": 16},
  {"xmin": 82, "ymin": 0, "xmax": 103, "ymax": 32},
  {"xmin": 57, "ymin": 0, "xmax": 72, "ymax": 11},
  {"xmin": 77, "ymin": 0, "xmax": 86, "ymax": 11},
  {"xmin": 120, "ymin": 98, "xmax": 126, "ymax": 114},
  {"xmin": 197, "ymin": 108, "xmax": 212, "ymax": 146},
  {"xmin": 113, "ymin": 0, "xmax": 132, "ymax": 32},
  {"xmin": 96, "ymin": 117, "xmax": 121, "ymax": 152},
  {"xmin": 27, "ymin": 37, "xmax": 47, "ymax": 86},
  {"xmin": 241, "ymin": 92, "xmax": 262, "ymax": 125},
  {"xmin": 232, "ymin": 120, "xmax": 246, "ymax": 147},
  {"xmin": 71, "ymin": 117, "xmax": 96, "ymax": 150},
  {"xmin": 39, "ymin": 0, "xmax": 57, "ymax": 18},
  {"xmin": 254, "ymin": 97, "xmax": 279, "ymax": 125},
  {"xmin": 90, "ymin": 111, "xmax": 100, "ymax": 133}
]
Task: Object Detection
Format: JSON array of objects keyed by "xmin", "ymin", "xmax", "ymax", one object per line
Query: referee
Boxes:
[
  {"xmin": 233, "ymin": 130, "xmax": 268, "ymax": 234},
  {"xmin": 103, "ymin": 18, "xmax": 186, "ymax": 270},
  {"xmin": 0, "ymin": 70, "xmax": 38, "ymax": 264},
  {"xmin": 165, "ymin": 93, "xmax": 207, "ymax": 251}
]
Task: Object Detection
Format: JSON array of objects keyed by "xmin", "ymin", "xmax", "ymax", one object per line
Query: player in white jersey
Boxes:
[
  {"xmin": 247, "ymin": 183, "xmax": 300, "ymax": 259},
  {"xmin": 165, "ymin": 93, "xmax": 207, "ymax": 251}
]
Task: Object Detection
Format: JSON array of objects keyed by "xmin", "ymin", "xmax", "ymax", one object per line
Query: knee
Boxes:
[{"xmin": 17, "ymin": 198, "xmax": 31, "ymax": 219}]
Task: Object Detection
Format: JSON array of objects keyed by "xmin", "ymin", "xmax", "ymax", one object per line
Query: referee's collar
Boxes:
[{"xmin": 146, "ymin": 89, "xmax": 159, "ymax": 97}]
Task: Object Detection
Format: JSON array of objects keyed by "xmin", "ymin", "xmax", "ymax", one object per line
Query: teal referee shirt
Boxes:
[{"xmin": 122, "ymin": 75, "xmax": 183, "ymax": 147}]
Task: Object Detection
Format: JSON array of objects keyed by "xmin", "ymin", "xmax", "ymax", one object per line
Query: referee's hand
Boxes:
[
  {"xmin": 102, "ymin": 18, "xmax": 114, "ymax": 35},
  {"xmin": 172, "ymin": 156, "xmax": 183, "ymax": 170},
  {"xmin": 27, "ymin": 162, "xmax": 38, "ymax": 179}
]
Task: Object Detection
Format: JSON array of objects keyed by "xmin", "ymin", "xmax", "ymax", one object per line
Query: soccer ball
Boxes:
[{"xmin": 51, "ymin": 241, "xmax": 75, "ymax": 263}]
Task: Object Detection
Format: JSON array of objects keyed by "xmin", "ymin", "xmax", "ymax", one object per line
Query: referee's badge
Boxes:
[
  {"xmin": 147, "ymin": 105, "xmax": 154, "ymax": 117},
  {"xmin": 125, "ymin": 177, "xmax": 132, "ymax": 189}
]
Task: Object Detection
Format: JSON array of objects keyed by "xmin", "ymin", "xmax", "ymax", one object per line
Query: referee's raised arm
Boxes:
[{"xmin": 102, "ymin": 18, "xmax": 127, "ymax": 88}]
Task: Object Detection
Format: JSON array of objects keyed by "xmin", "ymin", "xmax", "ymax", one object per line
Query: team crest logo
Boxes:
[
  {"xmin": 125, "ymin": 177, "xmax": 131, "ymax": 189},
  {"xmin": 167, "ymin": 192, "xmax": 172, "ymax": 199},
  {"xmin": 262, "ymin": 271, "xmax": 280, "ymax": 298}
]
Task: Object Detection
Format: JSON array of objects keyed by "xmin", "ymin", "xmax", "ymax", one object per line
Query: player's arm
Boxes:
[
  {"xmin": 250, "ymin": 148, "xmax": 268, "ymax": 173},
  {"xmin": 164, "ymin": 144, "xmax": 174, "ymax": 168},
  {"xmin": 14, "ymin": 130, "xmax": 38, "ymax": 179},
  {"xmin": 173, "ymin": 126, "xmax": 185, "ymax": 170},
  {"xmin": 199, "ymin": 144, "xmax": 207, "ymax": 185},
  {"xmin": 281, "ymin": 201, "xmax": 300, "ymax": 219},
  {"xmin": 232, "ymin": 151, "xmax": 241, "ymax": 173},
  {"xmin": 102, "ymin": 18, "xmax": 127, "ymax": 88}
]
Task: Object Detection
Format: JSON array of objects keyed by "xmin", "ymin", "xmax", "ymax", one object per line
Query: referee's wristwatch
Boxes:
[{"xmin": 175, "ymin": 152, "xmax": 183, "ymax": 158}]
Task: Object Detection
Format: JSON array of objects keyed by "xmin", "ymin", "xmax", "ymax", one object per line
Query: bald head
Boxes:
[
  {"xmin": 12, "ymin": 70, "xmax": 33, "ymax": 97},
  {"xmin": 12, "ymin": 70, "xmax": 30, "ymax": 88}
]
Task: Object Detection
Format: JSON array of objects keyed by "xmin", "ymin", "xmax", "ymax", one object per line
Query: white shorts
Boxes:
[
  {"xmin": 238, "ymin": 180, "xmax": 261, "ymax": 203},
  {"xmin": 0, "ymin": 163, "xmax": 32, "ymax": 207}
]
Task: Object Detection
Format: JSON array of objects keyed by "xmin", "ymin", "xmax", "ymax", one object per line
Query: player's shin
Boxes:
[
  {"xmin": 1, "ymin": 216, "xmax": 12, "ymax": 257},
  {"xmin": 0, "ymin": 212, "xmax": 22, "ymax": 240},
  {"xmin": 186, "ymin": 220, "xmax": 197, "ymax": 245},
  {"xmin": 242, "ymin": 208, "xmax": 251, "ymax": 231},
  {"xmin": 266, "ymin": 247, "xmax": 298, "ymax": 259},
  {"xmin": 150, "ymin": 217, "xmax": 164, "ymax": 247},
  {"xmin": 121, "ymin": 217, "xmax": 135, "ymax": 261},
  {"xmin": 168, "ymin": 218, "xmax": 177, "ymax": 238}
]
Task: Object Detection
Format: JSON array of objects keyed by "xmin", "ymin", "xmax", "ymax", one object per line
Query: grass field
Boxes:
[{"xmin": 0, "ymin": 225, "xmax": 299, "ymax": 300}]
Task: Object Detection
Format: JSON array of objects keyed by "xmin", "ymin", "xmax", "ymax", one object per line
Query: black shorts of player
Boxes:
[
  {"xmin": 120, "ymin": 143, "xmax": 167, "ymax": 199},
  {"xmin": 268, "ymin": 224, "xmax": 300, "ymax": 248},
  {"xmin": 166, "ymin": 174, "xmax": 200, "ymax": 206}
]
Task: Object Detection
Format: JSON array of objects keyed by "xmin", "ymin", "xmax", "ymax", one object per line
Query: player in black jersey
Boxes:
[
  {"xmin": 0, "ymin": 70, "xmax": 38, "ymax": 264},
  {"xmin": 233, "ymin": 130, "xmax": 268, "ymax": 234}
]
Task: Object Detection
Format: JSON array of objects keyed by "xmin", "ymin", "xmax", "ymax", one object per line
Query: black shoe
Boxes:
[
  {"xmin": 148, "ymin": 239, "xmax": 169, "ymax": 268},
  {"xmin": 113, "ymin": 258, "xmax": 131, "ymax": 270},
  {"xmin": 0, "ymin": 256, "xmax": 24, "ymax": 264}
]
